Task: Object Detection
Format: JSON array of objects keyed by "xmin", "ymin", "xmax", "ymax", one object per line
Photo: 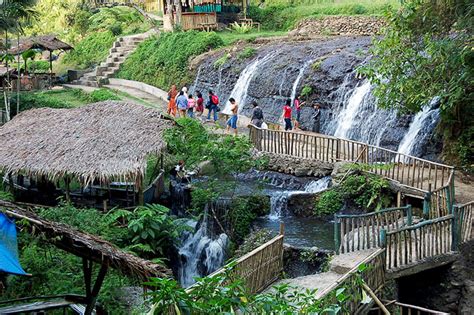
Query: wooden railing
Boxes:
[
  {"xmin": 392, "ymin": 302, "xmax": 450, "ymax": 315},
  {"xmin": 453, "ymin": 201, "xmax": 473, "ymax": 246},
  {"xmin": 249, "ymin": 126, "xmax": 455, "ymax": 216},
  {"xmin": 316, "ymin": 248, "xmax": 386, "ymax": 314},
  {"xmin": 205, "ymin": 231, "xmax": 284, "ymax": 294},
  {"xmin": 335, "ymin": 206, "xmax": 412, "ymax": 254},
  {"xmin": 382, "ymin": 215, "xmax": 454, "ymax": 271}
]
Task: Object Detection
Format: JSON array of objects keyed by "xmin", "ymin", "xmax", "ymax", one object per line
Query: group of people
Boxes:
[
  {"xmin": 282, "ymin": 95, "xmax": 321, "ymax": 132},
  {"xmin": 167, "ymin": 85, "xmax": 321, "ymax": 135}
]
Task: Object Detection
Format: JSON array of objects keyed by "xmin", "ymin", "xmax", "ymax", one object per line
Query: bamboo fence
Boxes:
[
  {"xmin": 383, "ymin": 215, "xmax": 454, "ymax": 270},
  {"xmin": 249, "ymin": 126, "xmax": 455, "ymax": 217},
  {"xmin": 335, "ymin": 206, "xmax": 412, "ymax": 254},
  {"xmin": 453, "ymin": 201, "xmax": 473, "ymax": 245},
  {"xmin": 316, "ymin": 248, "xmax": 386, "ymax": 314}
]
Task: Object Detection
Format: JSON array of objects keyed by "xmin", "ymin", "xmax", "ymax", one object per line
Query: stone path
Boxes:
[{"xmin": 272, "ymin": 249, "xmax": 378, "ymax": 298}]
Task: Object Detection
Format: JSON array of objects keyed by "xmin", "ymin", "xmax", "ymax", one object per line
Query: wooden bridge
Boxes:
[{"xmin": 156, "ymin": 126, "xmax": 472, "ymax": 313}]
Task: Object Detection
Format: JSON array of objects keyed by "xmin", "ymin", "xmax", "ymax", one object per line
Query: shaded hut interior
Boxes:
[{"xmin": 0, "ymin": 101, "xmax": 172, "ymax": 208}]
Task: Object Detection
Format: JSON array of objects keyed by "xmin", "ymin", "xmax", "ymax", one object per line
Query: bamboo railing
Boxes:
[
  {"xmin": 205, "ymin": 230, "xmax": 285, "ymax": 294},
  {"xmin": 453, "ymin": 201, "xmax": 473, "ymax": 246},
  {"xmin": 392, "ymin": 302, "xmax": 450, "ymax": 315},
  {"xmin": 335, "ymin": 206, "xmax": 412, "ymax": 254},
  {"xmin": 249, "ymin": 126, "xmax": 455, "ymax": 217},
  {"xmin": 316, "ymin": 248, "xmax": 386, "ymax": 314},
  {"xmin": 382, "ymin": 215, "xmax": 454, "ymax": 271}
]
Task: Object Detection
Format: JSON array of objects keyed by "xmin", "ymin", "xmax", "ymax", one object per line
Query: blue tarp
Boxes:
[{"xmin": 0, "ymin": 212, "xmax": 27, "ymax": 275}]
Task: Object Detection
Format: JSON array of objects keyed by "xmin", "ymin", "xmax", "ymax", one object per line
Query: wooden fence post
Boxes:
[
  {"xmin": 334, "ymin": 214, "xmax": 340, "ymax": 254},
  {"xmin": 380, "ymin": 229, "xmax": 387, "ymax": 248},
  {"xmin": 451, "ymin": 206, "xmax": 459, "ymax": 251},
  {"xmin": 406, "ymin": 205, "xmax": 413, "ymax": 226},
  {"xmin": 279, "ymin": 222, "xmax": 285, "ymax": 235},
  {"xmin": 423, "ymin": 183, "xmax": 432, "ymax": 219},
  {"xmin": 448, "ymin": 171, "xmax": 455, "ymax": 214}
]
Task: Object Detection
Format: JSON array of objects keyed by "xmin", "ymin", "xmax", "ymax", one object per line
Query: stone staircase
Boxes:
[{"xmin": 75, "ymin": 31, "xmax": 155, "ymax": 87}]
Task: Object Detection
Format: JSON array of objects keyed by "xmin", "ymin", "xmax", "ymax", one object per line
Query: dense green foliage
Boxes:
[
  {"xmin": 107, "ymin": 204, "xmax": 190, "ymax": 258},
  {"xmin": 147, "ymin": 262, "xmax": 369, "ymax": 314},
  {"xmin": 228, "ymin": 196, "xmax": 270, "ymax": 242},
  {"xmin": 61, "ymin": 30, "xmax": 115, "ymax": 69},
  {"xmin": 315, "ymin": 172, "xmax": 392, "ymax": 216},
  {"xmin": 248, "ymin": 0, "xmax": 397, "ymax": 30},
  {"xmin": 359, "ymin": 0, "xmax": 473, "ymax": 168},
  {"xmin": 117, "ymin": 31, "xmax": 224, "ymax": 89},
  {"xmin": 234, "ymin": 229, "xmax": 273, "ymax": 257}
]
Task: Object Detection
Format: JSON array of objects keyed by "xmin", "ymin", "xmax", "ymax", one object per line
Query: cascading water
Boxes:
[
  {"xmin": 397, "ymin": 100, "xmax": 440, "ymax": 157},
  {"xmin": 267, "ymin": 176, "xmax": 331, "ymax": 220},
  {"xmin": 190, "ymin": 65, "xmax": 202, "ymax": 95},
  {"xmin": 223, "ymin": 52, "xmax": 277, "ymax": 115},
  {"xmin": 178, "ymin": 207, "xmax": 228, "ymax": 287},
  {"xmin": 290, "ymin": 59, "xmax": 314, "ymax": 104}
]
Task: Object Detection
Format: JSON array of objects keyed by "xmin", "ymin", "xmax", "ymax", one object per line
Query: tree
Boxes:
[
  {"xmin": 0, "ymin": 0, "xmax": 37, "ymax": 120},
  {"xmin": 359, "ymin": 0, "xmax": 473, "ymax": 165}
]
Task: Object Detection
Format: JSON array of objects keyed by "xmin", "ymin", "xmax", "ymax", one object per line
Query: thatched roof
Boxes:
[
  {"xmin": 0, "ymin": 101, "xmax": 172, "ymax": 185},
  {"xmin": 0, "ymin": 199, "xmax": 171, "ymax": 280},
  {"xmin": 8, "ymin": 35, "xmax": 73, "ymax": 55}
]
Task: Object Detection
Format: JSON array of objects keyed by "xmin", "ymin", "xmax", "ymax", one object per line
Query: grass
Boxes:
[
  {"xmin": 217, "ymin": 30, "xmax": 287, "ymax": 46},
  {"xmin": 248, "ymin": 0, "xmax": 399, "ymax": 30}
]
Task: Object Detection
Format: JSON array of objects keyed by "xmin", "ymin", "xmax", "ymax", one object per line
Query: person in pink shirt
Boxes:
[
  {"xmin": 294, "ymin": 95, "xmax": 306, "ymax": 130},
  {"xmin": 187, "ymin": 94, "xmax": 196, "ymax": 118},
  {"xmin": 282, "ymin": 99, "xmax": 293, "ymax": 131}
]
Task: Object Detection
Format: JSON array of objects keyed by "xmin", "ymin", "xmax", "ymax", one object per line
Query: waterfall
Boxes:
[
  {"xmin": 190, "ymin": 66, "xmax": 202, "ymax": 95},
  {"xmin": 268, "ymin": 176, "xmax": 331, "ymax": 220},
  {"xmin": 333, "ymin": 81, "xmax": 372, "ymax": 139},
  {"xmin": 178, "ymin": 207, "xmax": 228, "ymax": 287},
  {"xmin": 290, "ymin": 59, "xmax": 313, "ymax": 104},
  {"xmin": 397, "ymin": 102, "xmax": 440, "ymax": 157},
  {"xmin": 223, "ymin": 52, "xmax": 277, "ymax": 115}
]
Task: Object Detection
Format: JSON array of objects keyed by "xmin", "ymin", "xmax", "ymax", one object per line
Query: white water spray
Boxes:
[{"xmin": 290, "ymin": 59, "xmax": 313, "ymax": 104}]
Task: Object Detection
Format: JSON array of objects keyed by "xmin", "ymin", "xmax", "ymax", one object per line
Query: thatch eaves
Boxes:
[
  {"xmin": 8, "ymin": 35, "xmax": 73, "ymax": 55},
  {"xmin": 0, "ymin": 101, "xmax": 172, "ymax": 185},
  {"xmin": 0, "ymin": 199, "xmax": 172, "ymax": 280}
]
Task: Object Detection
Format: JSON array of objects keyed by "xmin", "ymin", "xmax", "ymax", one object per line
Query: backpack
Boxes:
[{"xmin": 211, "ymin": 95, "xmax": 219, "ymax": 105}]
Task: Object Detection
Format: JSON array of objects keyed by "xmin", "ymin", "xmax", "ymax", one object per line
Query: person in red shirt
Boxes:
[
  {"xmin": 196, "ymin": 91, "xmax": 204, "ymax": 116},
  {"xmin": 282, "ymin": 99, "xmax": 293, "ymax": 131}
]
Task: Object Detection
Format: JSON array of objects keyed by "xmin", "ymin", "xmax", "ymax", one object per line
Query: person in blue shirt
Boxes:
[{"xmin": 176, "ymin": 91, "xmax": 189, "ymax": 117}]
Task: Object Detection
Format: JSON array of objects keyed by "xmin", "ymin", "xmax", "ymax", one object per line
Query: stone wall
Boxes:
[
  {"xmin": 254, "ymin": 151, "xmax": 334, "ymax": 177},
  {"xmin": 289, "ymin": 16, "xmax": 386, "ymax": 37}
]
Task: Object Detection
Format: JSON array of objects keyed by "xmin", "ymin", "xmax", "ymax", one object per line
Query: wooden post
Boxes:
[
  {"xmin": 396, "ymin": 191, "xmax": 402, "ymax": 207},
  {"xmin": 423, "ymin": 184, "xmax": 432, "ymax": 219},
  {"xmin": 138, "ymin": 174, "xmax": 144, "ymax": 206},
  {"xmin": 103, "ymin": 199, "xmax": 108, "ymax": 212},
  {"xmin": 160, "ymin": 152, "xmax": 164, "ymax": 171},
  {"xmin": 451, "ymin": 206, "xmax": 458, "ymax": 252},
  {"xmin": 406, "ymin": 205, "xmax": 413, "ymax": 226},
  {"xmin": 84, "ymin": 263, "xmax": 108, "ymax": 315},
  {"xmin": 334, "ymin": 214, "xmax": 340, "ymax": 254},
  {"xmin": 7, "ymin": 173, "xmax": 14, "ymax": 196},
  {"xmin": 380, "ymin": 229, "xmax": 387, "ymax": 248},
  {"xmin": 65, "ymin": 176, "xmax": 71, "ymax": 203},
  {"xmin": 279, "ymin": 222, "xmax": 285, "ymax": 235}
]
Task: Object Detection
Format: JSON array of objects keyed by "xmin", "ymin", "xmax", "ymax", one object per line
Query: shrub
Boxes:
[
  {"xmin": 314, "ymin": 190, "xmax": 344, "ymax": 216},
  {"xmin": 89, "ymin": 88, "xmax": 121, "ymax": 102},
  {"xmin": 117, "ymin": 32, "xmax": 224, "ymax": 90},
  {"xmin": 237, "ymin": 47, "xmax": 256, "ymax": 60},
  {"xmin": 62, "ymin": 31, "xmax": 116, "ymax": 69},
  {"xmin": 228, "ymin": 196, "xmax": 270, "ymax": 243},
  {"xmin": 214, "ymin": 53, "xmax": 230, "ymax": 68}
]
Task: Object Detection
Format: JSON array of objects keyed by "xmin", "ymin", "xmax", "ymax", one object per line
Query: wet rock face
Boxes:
[{"xmin": 192, "ymin": 36, "xmax": 370, "ymax": 125}]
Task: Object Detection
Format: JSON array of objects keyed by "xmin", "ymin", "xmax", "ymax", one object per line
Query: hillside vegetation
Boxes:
[
  {"xmin": 248, "ymin": 0, "xmax": 398, "ymax": 30},
  {"xmin": 117, "ymin": 31, "xmax": 223, "ymax": 90}
]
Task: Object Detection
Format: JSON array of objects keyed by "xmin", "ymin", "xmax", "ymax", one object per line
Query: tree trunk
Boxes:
[
  {"xmin": 4, "ymin": 30, "xmax": 10, "ymax": 121},
  {"xmin": 16, "ymin": 33, "xmax": 20, "ymax": 117}
]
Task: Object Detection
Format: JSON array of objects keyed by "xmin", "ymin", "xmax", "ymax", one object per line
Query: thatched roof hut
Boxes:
[
  {"xmin": 8, "ymin": 35, "xmax": 73, "ymax": 55},
  {"xmin": 0, "ymin": 101, "xmax": 172, "ymax": 186},
  {"xmin": 0, "ymin": 199, "xmax": 171, "ymax": 280}
]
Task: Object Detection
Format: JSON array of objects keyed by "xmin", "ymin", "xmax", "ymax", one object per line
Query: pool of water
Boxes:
[{"xmin": 255, "ymin": 216, "xmax": 335, "ymax": 250}]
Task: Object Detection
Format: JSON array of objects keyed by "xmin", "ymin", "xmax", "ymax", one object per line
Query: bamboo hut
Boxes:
[
  {"xmin": 0, "ymin": 199, "xmax": 171, "ymax": 314},
  {"xmin": 0, "ymin": 101, "xmax": 172, "ymax": 207}
]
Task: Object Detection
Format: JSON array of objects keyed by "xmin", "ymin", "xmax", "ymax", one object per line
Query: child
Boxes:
[
  {"xmin": 187, "ymin": 94, "xmax": 196, "ymax": 118},
  {"xmin": 196, "ymin": 91, "xmax": 204, "ymax": 116}
]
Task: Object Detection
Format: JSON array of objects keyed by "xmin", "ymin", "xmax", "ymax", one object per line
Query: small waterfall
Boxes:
[
  {"xmin": 178, "ymin": 207, "xmax": 228, "ymax": 287},
  {"xmin": 268, "ymin": 176, "xmax": 331, "ymax": 220},
  {"xmin": 290, "ymin": 59, "xmax": 313, "ymax": 104},
  {"xmin": 223, "ymin": 52, "xmax": 277, "ymax": 115},
  {"xmin": 333, "ymin": 81, "xmax": 372, "ymax": 139},
  {"xmin": 397, "ymin": 102, "xmax": 440, "ymax": 157},
  {"xmin": 190, "ymin": 66, "xmax": 202, "ymax": 95}
]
